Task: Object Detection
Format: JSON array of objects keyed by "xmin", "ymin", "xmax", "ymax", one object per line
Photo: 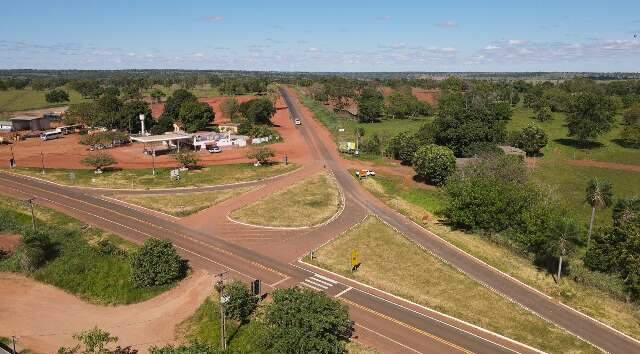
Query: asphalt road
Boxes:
[{"xmin": 0, "ymin": 87, "xmax": 637, "ymax": 353}]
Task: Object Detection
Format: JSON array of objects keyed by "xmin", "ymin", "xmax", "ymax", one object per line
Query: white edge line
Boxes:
[
  {"xmin": 295, "ymin": 259, "xmax": 544, "ymax": 354},
  {"xmin": 268, "ymin": 276, "xmax": 290, "ymax": 288},
  {"xmin": 354, "ymin": 323, "xmax": 423, "ymax": 354},
  {"xmin": 334, "ymin": 286, "xmax": 352, "ymax": 298}
]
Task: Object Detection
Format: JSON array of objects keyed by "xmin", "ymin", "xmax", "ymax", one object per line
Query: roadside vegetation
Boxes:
[
  {"xmin": 9, "ymin": 162, "xmax": 297, "ymax": 189},
  {"xmin": 116, "ymin": 187, "xmax": 253, "ymax": 217},
  {"xmin": 0, "ymin": 196, "xmax": 184, "ymax": 304},
  {"xmin": 230, "ymin": 173, "xmax": 340, "ymax": 227},
  {"xmin": 308, "ymin": 216, "xmax": 598, "ymax": 354}
]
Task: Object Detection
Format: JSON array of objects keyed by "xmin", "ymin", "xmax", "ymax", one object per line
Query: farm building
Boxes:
[{"xmin": 9, "ymin": 115, "xmax": 51, "ymax": 132}]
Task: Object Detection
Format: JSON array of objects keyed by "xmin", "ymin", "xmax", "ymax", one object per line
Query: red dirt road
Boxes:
[
  {"xmin": 569, "ymin": 159, "xmax": 640, "ymax": 172},
  {"xmin": 0, "ymin": 270, "xmax": 212, "ymax": 354}
]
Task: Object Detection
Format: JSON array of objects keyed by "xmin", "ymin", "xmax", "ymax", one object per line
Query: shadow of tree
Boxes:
[{"xmin": 554, "ymin": 138, "xmax": 604, "ymax": 150}]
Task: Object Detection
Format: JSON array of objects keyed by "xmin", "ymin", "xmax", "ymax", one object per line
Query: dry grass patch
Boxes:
[
  {"xmin": 230, "ymin": 173, "xmax": 340, "ymax": 227},
  {"xmin": 116, "ymin": 187, "xmax": 253, "ymax": 217},
  {"xmin": 359, "ymin": 175, "xmax": 640, "ymax": 340},
  {"xmin": 309, "ymin": 216, "xmax": 598, "ymax": 354}
]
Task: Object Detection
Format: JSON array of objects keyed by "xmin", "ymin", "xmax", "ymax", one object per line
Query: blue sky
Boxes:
[{"xmin": 1, "ymin": 0, "xmax": 639, "ymax": 72}]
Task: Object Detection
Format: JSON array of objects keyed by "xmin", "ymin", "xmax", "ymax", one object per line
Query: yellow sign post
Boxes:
[{"xmin": 351, "ymin": 249, "xmax": 359, "ymax": 271}]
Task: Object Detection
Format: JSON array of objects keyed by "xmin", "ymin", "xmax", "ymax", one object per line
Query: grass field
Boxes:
[
  {"xmin": 9, "ymin": 163, "xmax": 298, "ymax": 189},
  {"xmin": 0, "ymin": 88, "xmax": 88, "ymax": 113},
  {"xmin": 508, "ymin": 105, "xmax": 640, "ymax": 226},
  {"xmin": 308, "ymin": 216, "xmax": 598, "ymax": 354},
  {"xmin": 230, "ymin": 173, "xmax": 340, "ymax": 227},
  {"xmin": 116, "ymin": 187, "xmax": 253, "ymax": 217},
  {"xmin": 357, "ymin": 174, "xmax": 640, "ymax": 341},
  {"xmin": 144, "ymin": 84, "xmax": 221, "ymax": 99},
  {"xmin": 0, "ymin": 196, "xmax": 172, "ymax": 304},
  {"xmin": 179, "ymin": 294, "xmax": 377, "ymax": 353}
]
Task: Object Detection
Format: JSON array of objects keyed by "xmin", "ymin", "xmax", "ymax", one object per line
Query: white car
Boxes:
[
  {"xmin": 208, "ymin": 146, "xmax": 222, "ymax": 153},
  {"xmin": 355, "ymin": 169, "xmax": 376, "ymax": 177},
  {"xmin": 294, "ymin": 118, "xmax": 302, "ymax": 125}
]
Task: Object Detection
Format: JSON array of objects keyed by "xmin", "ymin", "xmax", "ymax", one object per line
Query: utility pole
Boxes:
[
  {"xmin": 25, "ymin": 198, "xmax": 36, "ymax": 231},
  {"xmin": 214, "ymin": 272, "xmax": 228, "ymax": 351},
  {"xmin": 11, "ymin": 336, "xmax": 16, "ymax": 354},
  {"xmin": 9, "ymin": 145, "xmax": 15, "ymax": 168},
  {"xmin": 40, "ymin": 151, "xmax": 45, "ymax": 174},
  {"xmin": 152, "ymin": 148, "xmax": 156, "ymax": 176}
]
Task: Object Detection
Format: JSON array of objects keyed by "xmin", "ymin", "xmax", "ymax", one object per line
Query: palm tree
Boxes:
[
  {"xmin": 549, "ymin": 218, "xmax": 580, "ymax": 282},
  {"xmin": 585, "ymin": 178, "xmax": 613, "ymax": 247}
]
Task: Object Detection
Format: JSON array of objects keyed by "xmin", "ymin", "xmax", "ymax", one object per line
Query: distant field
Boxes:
[
  {"xmin": 0, "ymin": 88, "xmax": 88, "ymax": 113},
  {"xmin": 144, "ymin": 84, "xmax": 221, "ymax": 98},
  {"xmin": 507, "ymin": 105, "xmax": 640, "ymax": 226}
]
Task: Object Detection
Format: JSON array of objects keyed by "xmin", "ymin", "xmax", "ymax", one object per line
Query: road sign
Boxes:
[{"xmin": 351, "ymin": 249, "xmax": 358, "ymax": 268}]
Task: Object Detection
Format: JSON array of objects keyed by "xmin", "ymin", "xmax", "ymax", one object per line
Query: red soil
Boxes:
[
  {"xmin": 0, "ymin": 233, "xmax": 20, "ymax": 254},
  {"xmin": 569, "ymin": 159, "xmax": 640, "ymax": 172},
  {"xmin": 0, "ymin": 97, "xmax": 303, "ymax": 169},
  {"xmin": 411, "ymin": 88, "xmax": 440, "ymax": 106}
]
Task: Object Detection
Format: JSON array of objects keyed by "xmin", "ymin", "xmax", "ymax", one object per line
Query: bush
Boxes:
[
  {"xmin": 247, "ymin": 147, "xmax": 275, "ymax": 165},
  {"xmin": 535, "ymin": 105, "xmax": 553, "ymax": 122},
  {"xmin": 173, "ymin": 150, "xmax": 199, "ymax": 169},
  {"xmin": 511, "ymin": 123, "xmax": 548, "ymax": 156},
  {"xmin": 15, "ymin": 230, "xmax": 52, "ymax": 272},
  {"xmin": 360, "ymin": 134, "xmax": 382, "ymax": 155},
  {"xmin": 45, "ymin": 89, "xmax": 70, "ymax": 103},
  {"xmin": 150, "ymin": 342, "xmax": 222, "ymax": 354},
  {"xmin": 412, "ymin": 144, "xmax": 456, "ymax": 185},
  {"xmin": 129, "ymin": 238, "xmax": 186, "ymax": 288},
  {"xmin": 81, "ymin": 152, "xmax": 116, "ymax": 172},
  {"xmin": 223, "ymin": 280, "xmax": 259, "ymax": 322},
  {"xmin": 385, "ymin": 131, "xmax": 418, "ymax": 165}
]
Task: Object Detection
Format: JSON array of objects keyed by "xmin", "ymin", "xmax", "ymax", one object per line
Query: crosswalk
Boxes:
[{"xmin": 301, "ymin": 273, "xmax": 338, "ymax": 291}]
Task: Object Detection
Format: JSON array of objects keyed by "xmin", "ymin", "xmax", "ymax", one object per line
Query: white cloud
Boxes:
[
  {"xmin": 484, "ymin": 45, "xmax": 500, "ymax": 50},
  {"xmin": 508, "ymin": 39, "xmax": 528, "ymax": 45},
  {"xmin": 436, "ymin": 20, "xmax": 458, "ymax": 28},
  {"xmin": 201, "ymin": 16, "xmax": 224, "ymax": 23}
]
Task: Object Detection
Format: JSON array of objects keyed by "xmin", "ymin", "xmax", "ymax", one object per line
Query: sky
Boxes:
[{"xmin": 1, "ymin": 0, "xmax": 639, "ymax": 72}]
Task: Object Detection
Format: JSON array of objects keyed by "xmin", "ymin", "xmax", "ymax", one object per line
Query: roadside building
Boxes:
[
  {"xmin": 218, "ymin": 123, "xmax": 239, "ymax": 134},
  {"xmin": 9, "ymin": 115, "xmax": 51, "ymax": 131},
  {"xmin": 130, "ymin": 132, "xmax": 194, "ymax": 155},
  {"xmin": 0, "ymin": 121, "xmax": 12, "ymax": 132},
  {"xmin": 192, "ymin": 132, "xmax": 248, "ymax": 150}
]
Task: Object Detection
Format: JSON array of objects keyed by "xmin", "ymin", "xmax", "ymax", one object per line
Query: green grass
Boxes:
[
  {"xmin": 230, "ymin": 173, "xmax": 340, "ymax": 227},
  {"xmin": 508, "ymin": 105, "xmax": 640, "ymax": 227},
  {"xmin": 8, "ymin": 163, "xmax": 298, "ymax": 189},
  {"xmin": 298, "ymin": 91, "xmax": 429, "ymax": 162},
  {"xmin": 0, "ymin": 196, "xmax": 172, "ymax": 304},
  {"xmin": 116, "ymin": 187, "xmax": 253, "ymax": 217},
  {"xmin": 0, "ymin": 88, "xmax": 89, "ymax": 113},
  {"xmin": 357, "ymin": 173, "xmax": 640, "ymax": 342},
  {"xmin": 309, "ymin": 216, "xmax": 598, "ymax": 354}
]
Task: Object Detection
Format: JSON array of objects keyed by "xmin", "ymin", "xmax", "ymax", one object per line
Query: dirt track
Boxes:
[
  {"xmin": 569, "ymin": 159, "xmax": 640, "ymax": 172},
  {"xmin": 0, "ymin": 270, "xmax": 212, "ymax": 353}
]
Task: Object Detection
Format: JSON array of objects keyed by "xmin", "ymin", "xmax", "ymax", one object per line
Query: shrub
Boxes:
[
  {"xmin": 535, "ymin": 105, "xmax": 553, "ymax": 122},
  {"xmin": 81, "ymin": 152, "xmax": 116, "ymax": 172},
  {"xmin": 45, "ymin": 89, "xmax": 70, "ymax": 103},
  {"xmin": 129, "ymin": 238, "xmax": 186, "ymax": 288},
  {"xmin": 223, "ymin": 280, "xmax": 259, "ymax": 322},
  {"xmin": 360, "ymin": 134, "xmax": 382, "ymax": 155},
  {"xmin": 15, "ymin": 230, "xmax": 52, "ymax": 272},
  {"xmin": 173, "ymin": 150, "xmax": 199, "ymax": 169},
  {"xmin": 511, "ymin": 123, "xmax": 548, "ymax": 156},
  {"xmin": 150, "ymin": 342, "xmax": 222, "ymax": 354},
  {"xmin": 412, "ymin": 144, "xmax": 456, "ymax": 185},
  {"xmin": 247, "ymin": 147, "xmax": 275, "ymax": 165}
]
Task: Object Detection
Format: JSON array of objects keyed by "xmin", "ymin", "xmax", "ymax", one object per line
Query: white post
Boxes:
[{"xmin": 139, "ymin": 114, "xmax": 145, "ymax": 135}]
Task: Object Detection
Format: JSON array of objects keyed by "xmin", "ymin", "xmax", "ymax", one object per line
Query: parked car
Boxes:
[
  {"xmin": 294, "ymin": 118, "xmax": 302, "ymax": 125},
  {"xmin": 208, "ymin": 146, "xmax": 222, "ymax": 153},
  {"xmin": 355, "ymin": 169, "xmax": 376, "ymax": 177}
]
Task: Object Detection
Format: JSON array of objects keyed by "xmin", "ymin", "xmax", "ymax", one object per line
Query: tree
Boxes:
[
  {"xmin": 173, "ymin": 149, "xmax": 199, "ymax": 169},
  {"xmin": 412, "ymin": 144, "xmax": 456, "ymax": 185},
  {"xmin": 385, "ymin": 131, "xmax": 418, "ymax": 165},
  {"xmin": 81, "ymin": 152, "xmax": 116, "ymax": 173},
  {"xmin": 94, "ymin": 93, "xmax": 125, "ymax": 130},
  {"xmin": 535, "ymin": 105, "xmax": 553, "ymax": 122},
  {"xmin": 220, "ymin": 97, "xmax": 240, "ymax": 120},
  {"xmin": 58, "ymin": 327, "xmax": 119, "ymax": 354},
  {"xmin": 585, "ymin": 178, "xmax": 613, "ymax": 247},
  {"xmin": 360, "ymin": 134, "xmax": 382, "ymax": 155},
  {"xmin": 223, "ymin": 281, "xmax": 259, "ymax": 322},
  {"xmin": 261, "ymin": 287, "xmax": 352, "ymax": 354},
  {"xmin": 150, "ymin": 89, "xmax": 166, "ymax": 103},
  {"xmin": 162, "ymin": 89, "xmax": 197, "ymax": 121},
  {"xmin": 621, "ymin": 104, "xmax": 640, "ymax": 147},
  {"xmin": 45, "ymin": 89, "xmax": 70, "ymax": 103},
  {"xmin": 511, "ymin": 123, "xmax": 548, "ymax": 156},
  {"xmin": 150, "ymin": 114, "xmax": 174, "ymax": 135},
  {"xmin": 566, "ymin": 93, "xmax": 616, "ymax": 142},
  {"xmin": 239, "ymin": 98, "xmax": 276, "ymax": 125},
  {"xmin": 64, "ymin": 102, "xmax": 98, "ymax": 126},
  {"xmin": 247, "ymin": 147, "xmax": 275, "ymax": 165},
  {"xmin": 122, "ymin": 100, "xmax": 153, "ymax": 133},
  {"xmin": 178, "ymin": 101, "xmax": 214, "ymax": 132},
  {"xmin": 547, "ymin": 217, "xmax": 581, "ymax": 281},
  {"xmin": 129, "ymin": 238, "xmax": 185, "ymax": 288},
  {"xmin": 356, "ymin": 87, "xmax": 384, "ymax": 123}
]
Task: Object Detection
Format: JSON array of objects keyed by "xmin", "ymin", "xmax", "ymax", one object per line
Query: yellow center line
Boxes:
[{"xmin": 341, "ymin": 298, "xmax": 475, "ymax": 354}]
